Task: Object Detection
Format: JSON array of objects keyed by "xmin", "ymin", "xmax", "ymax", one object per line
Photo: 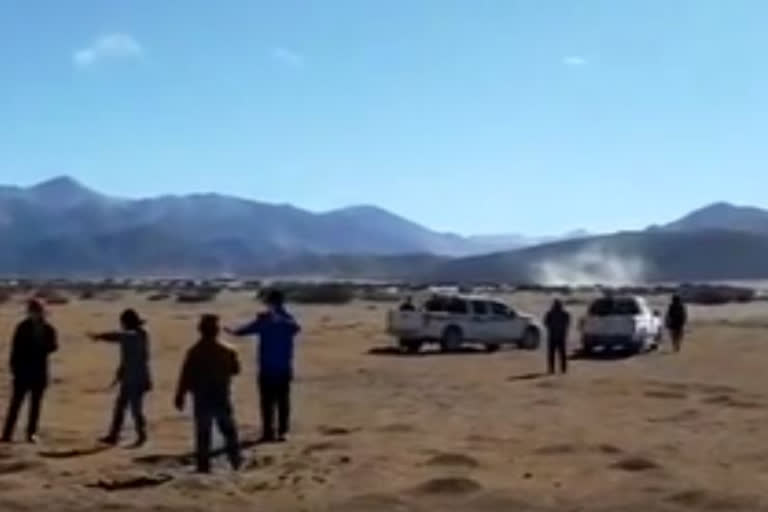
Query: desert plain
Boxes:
[{"xmin": 0, "ymin": 291, "xmax": 767, "ymax": 511}]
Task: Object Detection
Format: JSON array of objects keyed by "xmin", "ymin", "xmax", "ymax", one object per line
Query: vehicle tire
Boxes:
[
  {"xmin": 484, "ymin": 343, "xmax": 500, "ymax": 353},
  {"xmin": 399, "ymin": 339, "xmax": 422, "ymax": 354},
  {"xmin": 440, "ymin": 326, "xmax": 463, "ymax": 352},
  {"xmin": 517, "ymin": 327, "xmax": 541, "ymax": 350}
]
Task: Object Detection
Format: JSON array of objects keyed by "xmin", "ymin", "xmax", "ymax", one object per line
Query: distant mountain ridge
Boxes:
[
  {"xmin": 661, "ymin": 201, "xmax": 768, "ymax": 234},
  {"xmin": 0, "ymin": 176, "xmax": 564, "ymax": 276},
  {"xmin": 4, "ymin": 178, "xmax": 768, "ymax": 283}
]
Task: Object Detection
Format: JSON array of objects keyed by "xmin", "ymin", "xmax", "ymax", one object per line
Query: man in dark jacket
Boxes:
[
  {"xmin": 2, "ymin": 300, "xmax": 58, "ymax": 443},
  {"xmin": 666, "ymin": 295, "xmax": 688, "ymax": 353},
  {"xmin": 227, "ymin": 289, "xmax": 301, "ymax": 443},
  {"xmin": 89, "ymin": 309, "xmax": 152, "ymax": 447},
  {"xmin": 544, "ymin": 299, "xmax": 571, "ymax": 375},
  {"xmin": 176, "ymin": 315, "xmax": 242, "ymax": 473}
]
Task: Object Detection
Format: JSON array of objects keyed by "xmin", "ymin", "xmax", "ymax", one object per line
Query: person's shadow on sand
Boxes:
[
  {"xmin": 39, "ymin": 445, "xmax": 113, "ymax": 459},
  {"xmin": 367, "ymin": 346, "xmax": 490, "ymax": 357},
  {"xmin": 134, "ymin": 439, "xmax": 261, "ymax": 468},
  {"xmin": 569, "ymin": 349, "xmax": 635, "ymax": 361},
  {"xmin": 506, "ymin": 372, "xmax": 548, "ymax": 382}
]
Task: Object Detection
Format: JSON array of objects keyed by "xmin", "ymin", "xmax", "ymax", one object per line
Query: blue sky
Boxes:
[{"xmin": 2, "ymin": 1, "xmax": 768, "ymax": 236}]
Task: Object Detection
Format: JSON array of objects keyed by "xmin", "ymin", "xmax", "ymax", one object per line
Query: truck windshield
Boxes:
[{"xmin": 588, "ymin": 298, "xmax": 640, "ymax": 316}]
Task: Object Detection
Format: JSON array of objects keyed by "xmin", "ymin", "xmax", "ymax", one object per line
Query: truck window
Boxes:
[
  {"xmin": 614, "ymin": 298, "xmax": 640, "ymax": 315},
  {"xmin": 471, "ymin": 300, "xmax": 489, "ymax": 315},
  {"xmin": 490, "ymin": 302, "xmax": 509, "ymax": 316},
  {"xmin": 446, "ymin": 298, "xmax": 468, "ymax": 314},
  {"xmin": 588, "ymin": 298, "xmax": 614, "ymax": 316},
  {"xmin": 588, "ymin": 297, "xmax": 640, "ymax": 316},
  {"xmin": 425, "ymin": 296, "xmax": 447, "ymax": 312}
]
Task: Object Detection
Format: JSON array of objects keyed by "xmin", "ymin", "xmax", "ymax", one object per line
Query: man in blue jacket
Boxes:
[{"xmin": 226, "ymin": 289, "xmax": 300, "ymax": 443}]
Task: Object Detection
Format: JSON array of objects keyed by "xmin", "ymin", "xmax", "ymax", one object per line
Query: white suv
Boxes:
[{"xmin": 387, "ymin": 294, "xmax": 543, "ymax": 353}]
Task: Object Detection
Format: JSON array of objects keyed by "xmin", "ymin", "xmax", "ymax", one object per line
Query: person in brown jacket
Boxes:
[{"xmin": 175, "ymin": 314, "xmax": 242, "ymax": 473}]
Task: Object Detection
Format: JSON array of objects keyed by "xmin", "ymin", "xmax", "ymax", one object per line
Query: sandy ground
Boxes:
[{"xmin": 0, "ymin": 291, "xmax": 768, "ymax": 511}]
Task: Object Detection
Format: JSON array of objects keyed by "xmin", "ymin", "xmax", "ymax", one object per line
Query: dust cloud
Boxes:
[{"xmin": 532, "ymin": 246, "xmax": 648, "ymax": 287}]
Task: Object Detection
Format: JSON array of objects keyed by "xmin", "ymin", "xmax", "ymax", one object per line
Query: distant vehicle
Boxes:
[
  {"xmin": 386, "ymin": 294, "xmax": 543, "ymax": 353},
  {"xmin": 580, "ymin": 296, "xmax": 662, "ymax": 354}
]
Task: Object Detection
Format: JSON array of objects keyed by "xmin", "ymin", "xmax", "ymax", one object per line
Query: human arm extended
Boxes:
[
  {"xmin": 88, "ymin": 331, "xmax": 124, "ymax": 343},
  {"xmin": 225, "ymin": 316, "xmax": 265, "ymax": 337}
]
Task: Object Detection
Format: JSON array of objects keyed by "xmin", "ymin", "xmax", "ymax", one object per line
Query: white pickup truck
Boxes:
[
  {"xmin": 580, "ymin": 296, "xmax": 662, "ymax": 354},
  {"xmin": 386, "ymin": 294, "xmax": 543, "ymax": 353}
]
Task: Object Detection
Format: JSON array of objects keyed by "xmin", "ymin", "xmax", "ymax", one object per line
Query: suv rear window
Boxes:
[{"xmin": 588, "ymin": 297, "xmax": 640, "ymax": 316}]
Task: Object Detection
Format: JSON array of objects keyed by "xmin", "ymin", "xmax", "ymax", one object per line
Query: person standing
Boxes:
[
  {"xmin": 1, "ymin": 300, "xmax": 58, "ymax": 443},
  {"xmin": 88, "ymin": 309, "xmax": 152, "ymax": 447},
  {"xmin": 544, "ymin": 299, "xmax": 571, "ymax": 375},
  {"xmin": 665, "ymin": 295, "xmax": 688, "ymax": 353},
  {"xmin": 175, "ymin": 315, "xmax": 242, "ymax": 473},
  {"xmin": 226, "ymin": 289, "xmax": 301, "ymax": 443}
]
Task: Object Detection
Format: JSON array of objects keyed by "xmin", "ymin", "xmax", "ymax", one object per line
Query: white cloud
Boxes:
[
  {"xmin": 271, "ymin": 47, "xmax": 304, "ymax": 67},
  {"xmin": 562, "ymin": 55, "xmax": 587, "ymax": 66},
  {"xmin": 73, "ymin": 33, "xmax": 143, "ymax": 67}
]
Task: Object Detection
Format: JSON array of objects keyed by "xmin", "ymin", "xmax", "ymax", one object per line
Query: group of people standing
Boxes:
[
  {"xmin": 543, "ymin": 294, "xmax": 689, "ymax": 375},
  {"xmin": 1, "ymin": 289, "xmax": 301, "ymax": 474}
]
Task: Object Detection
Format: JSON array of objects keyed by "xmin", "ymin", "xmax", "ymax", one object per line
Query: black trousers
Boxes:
[
  {"xmin": 2, "ymin": 380, "xmax": 45, "ymax": 441},
  {"xmin": 194, "ymin": 397, "xmax": 241, "ymax": 473},
  {"xmin": 107, "ymin": 386, "xmax": 147, "ymax": 440},
  {"xmin": 547, "ymin": 336, "xmax": 568, "ymax": 374},
  {"xmin": 258, "ymin": 374, "xmax": 291, "ymax": 439},
  {"xmin": 669, "ymin": 328, "xmax": 684, "ymax": 352}
]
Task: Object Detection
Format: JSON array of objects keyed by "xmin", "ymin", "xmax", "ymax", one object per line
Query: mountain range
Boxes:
[{"xmin": 3, "ymin": 176, "xmax": 768, "ymax": 284}]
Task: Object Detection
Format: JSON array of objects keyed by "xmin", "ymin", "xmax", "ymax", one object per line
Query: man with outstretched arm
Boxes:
[{"xmin": 226, "ymin": 289, "xmax": 301, "ymax": 444}]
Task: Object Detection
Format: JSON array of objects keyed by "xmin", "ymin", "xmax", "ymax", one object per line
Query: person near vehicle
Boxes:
[
  {"xmin": 544, "ymin": 299, "xmax": 571, "ymax": 375},
  {"xmin": 665, "ymin": 295, "xmax": 688, "ymax": 353},
  {"xmin": 399, "ymin": 296, "xmax": 415, "ymax": 311},
  {"xmin": 1, "ymin": 300, "xmax": 58, "ymax": 443},
  {"xmin": 226, "ymin": 289, "xmax": 300, "ymax": 443},
  {"xmin": 175, "ymin": 314, "xmax": 242, "ymax": 473},
  {"xmin": 88, "ymin": 309, "xmax": 152, "ymax": 447}
]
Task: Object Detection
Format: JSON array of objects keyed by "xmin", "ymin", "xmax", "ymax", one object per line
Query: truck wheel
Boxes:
[
  {"xmin": 441, "ymin": 326, "xmax": 463, "ymax": 352},
  {"xmin": 399, "ymin": 339, "xmax": 422, "ymax": 354},
  {"xmin": 518, "ymin": 327, "xmax": 540, "ymax": 350},
  {"xmin": 484, "ymin": 343, "xmax": 500, "ymax": 353}
]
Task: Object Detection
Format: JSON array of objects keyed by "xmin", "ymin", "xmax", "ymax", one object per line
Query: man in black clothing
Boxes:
[
  {"xmin": 89, "ymin": 309, "xmax": 152, "ymax": 447},
  {"xmin": 399, "ymin": 296, "xmax": 415, "ymax": 311},
  {"xmin": 666, "ymin": 295, "xmax": 688, "ymax": 353},
  {"xmin": 544, "ymin": 299, "xmax": 570, "ymax": 375},
  {"xmin": 176, "ymin": 315, "xmax": 242, "ymax": 473},
  {"xmin": 2, "ymin": 300, "xmax": 58, "ymax": 443}
]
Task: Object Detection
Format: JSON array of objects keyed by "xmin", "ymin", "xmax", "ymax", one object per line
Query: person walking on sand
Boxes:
[
  {"xmin": 226, "ymin": 289, "xmax": 301, "ymax": 444},
  {"xmin": 2, "ymin": 300, "xmax": 58, "ymax": 444},
  {"xmin": 175, "ymin": 315, "xmax": 242, "ymax": 473},
  {"xmin": 544, "ymin": 299, "xmax": 571, "ymax": 375},
  {"xmin": 88, "ymin": 309, "xmax": 152, "ymax": 447},
  {"xmin": 665, "ymin": 295, "xmax": 688, "ymax": 353}
]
